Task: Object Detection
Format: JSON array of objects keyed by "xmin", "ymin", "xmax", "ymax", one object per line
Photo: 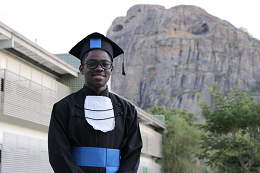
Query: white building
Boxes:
[{"xmin": 0, "ymin": 21, "xmax": 167, "ymax": 173}]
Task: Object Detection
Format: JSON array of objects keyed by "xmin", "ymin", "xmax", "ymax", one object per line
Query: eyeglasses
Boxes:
[{"xmin": 83, "ymin": 60, "xmax": 113, "ymax": 70}]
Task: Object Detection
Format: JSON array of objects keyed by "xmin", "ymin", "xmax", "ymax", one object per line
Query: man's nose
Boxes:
[{"xmin": 95, "ymin": 63, "xmax": 103, "ymax": 70}]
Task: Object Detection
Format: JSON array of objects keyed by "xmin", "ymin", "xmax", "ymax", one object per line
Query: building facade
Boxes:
[{"xmin": 0, "ymin": 21, "xmax": 166, "ymax": 173}]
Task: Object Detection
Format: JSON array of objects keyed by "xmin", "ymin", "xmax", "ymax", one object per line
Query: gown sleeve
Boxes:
[
  {"xmin": 48, "ymin": 102, "xmax": 85, "ymax": 173},
  {"xmin": 117, "ymin": 106, "xmax": 143, "ymax": 173}
]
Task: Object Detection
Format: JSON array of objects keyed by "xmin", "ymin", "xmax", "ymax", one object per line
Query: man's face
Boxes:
[{"xmin": 79, "ymin": 49, "xmax": 113, "ymax": 92}]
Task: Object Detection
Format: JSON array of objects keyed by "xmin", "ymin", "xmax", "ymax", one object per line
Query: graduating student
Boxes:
[{"xmin": 48, "ymin": 32, "xmax": 142, "ymax": 173}]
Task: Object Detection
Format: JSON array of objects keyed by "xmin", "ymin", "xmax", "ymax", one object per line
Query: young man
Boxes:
[{"xmin": 48, "ymin": 32, "xmax": 142, "ymax": 173}]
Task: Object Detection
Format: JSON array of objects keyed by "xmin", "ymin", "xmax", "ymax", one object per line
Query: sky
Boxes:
[{"xmin": 0, "ymin": 0, "xmax": 259, "ymax": 54}]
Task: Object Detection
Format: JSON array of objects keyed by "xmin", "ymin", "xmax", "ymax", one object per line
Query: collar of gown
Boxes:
[{"xmin": 82, "ymin": 85, "xmax": 109, "ymax": 97}]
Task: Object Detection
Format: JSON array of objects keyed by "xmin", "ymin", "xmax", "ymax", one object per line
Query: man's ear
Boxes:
[
  {"xmin": 111, "ymin": 65, "xmax": 114, "ymax": 72},
  {"xmin": 79, "ymin": 64, "xmax": 83, "ymax": 74}
]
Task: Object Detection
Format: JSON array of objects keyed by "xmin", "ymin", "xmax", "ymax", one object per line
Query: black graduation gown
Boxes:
[{"xmin": 48, "ymin": 85, "xmax": 142, "ymax": 173}]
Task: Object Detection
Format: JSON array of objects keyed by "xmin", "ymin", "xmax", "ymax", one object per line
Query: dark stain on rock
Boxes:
[
  {"xmin": 189, "ymin": 22, "xmax": 209, "ymax": 35},
  {"xmin": 113, "ymin": 24, "xmax": 123, "ymax": 32}
]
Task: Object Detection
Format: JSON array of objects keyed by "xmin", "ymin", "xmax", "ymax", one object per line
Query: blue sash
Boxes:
[{"xmin": 71, "ymin": 147, "xmax": 120, "ymax": 173}]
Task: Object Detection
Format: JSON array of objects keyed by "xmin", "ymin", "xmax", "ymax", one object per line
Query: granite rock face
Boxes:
[{"xmin": 107, "ymin": 5, "xmax": 260, "ymax": 122}]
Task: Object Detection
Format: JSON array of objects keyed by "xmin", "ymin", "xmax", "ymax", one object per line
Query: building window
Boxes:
[
  {"xmin": 1, "ymin": 78, "xmax": 3, "ymax": 91},
  {"xmin": 0, "ymin": 144, "xmax": 2, "ymax": 164}
]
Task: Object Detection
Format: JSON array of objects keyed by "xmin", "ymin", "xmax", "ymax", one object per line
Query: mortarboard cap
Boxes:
[{"xmin": 69, "ymin": 32, "xmax": 125, "ymax": 75}]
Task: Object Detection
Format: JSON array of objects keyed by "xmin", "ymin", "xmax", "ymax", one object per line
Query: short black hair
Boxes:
[
  {"xmin": 81, "ymin": 49, "xmax": 112, "ymax": 65},
  {"xmin": 81, "ymin": 52, "xmax": 89, "ymax": 65}
]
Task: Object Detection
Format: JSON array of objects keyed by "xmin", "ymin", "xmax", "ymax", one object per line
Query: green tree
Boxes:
[
  {"xmin": 197, "ymin": 83, "xmax": 260, "ymax": 173},
  {"xmin": 147, "ymin": 105, "xmax": 205, "ymax": 173},
  {"xmin": 238, "ymin": 27, "xmax": 253, "ymax": 38}
]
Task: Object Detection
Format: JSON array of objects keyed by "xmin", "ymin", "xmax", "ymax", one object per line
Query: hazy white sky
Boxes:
[{"xmin": 0, "ymin": 0, "xmax": 259, "ymax": 54}]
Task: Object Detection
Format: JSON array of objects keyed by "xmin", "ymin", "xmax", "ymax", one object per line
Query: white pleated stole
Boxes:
[{"xmin": 84, "ymin": 96, "xmax": 115, "ymax": 132}]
